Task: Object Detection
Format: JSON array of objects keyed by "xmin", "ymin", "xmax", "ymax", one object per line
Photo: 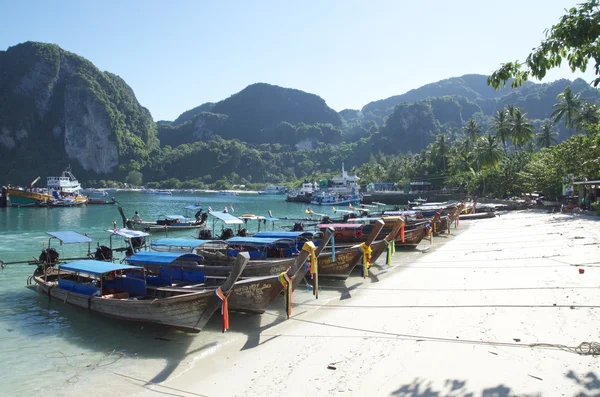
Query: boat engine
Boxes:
[
  {"xmin": 131, "ymin": 237, "xmax": 145, "ymax": 251},
  {"xmin": 95, "ymin": 245, "xmax": 113, "ymax": 261},
  {"xmin": 220, "ymin": 228, "xmax": 234, "ymax": 240},
  {"xmin": 39, "ymin": 248, "xmax": 59, "ymax": 264},
  {"xmin": 199, "ymin": 229, "xmax": 212, "ymax": 239}
]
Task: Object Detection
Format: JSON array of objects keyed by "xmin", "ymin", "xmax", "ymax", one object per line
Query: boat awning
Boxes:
[
  {"xmin": 209, "ymin": 212, "xmax": 244, "ymax": 224},
  {"xmin": 151, "ymin": 238, "xmax": 216, "ymax": 249},
  {"xmin": 165, "ymin": 215, "xmax": 188, "ymax": 220},
  {"xmin": 383, "ymin": 211, "xmax": 418, "ymax": 216},
  {"xmin": 126, "ymin": 252, "xmax": 204, "ymax": 266},
  {"xmin": 227, "ymin": 237, "xmax": 289, "ymax": 245},
  {"xmin": 105, "ymin": 228, "xmax": 150, "ymax": 238},
  {"xmin": 263, "ymin": 217, "xmax": 279, "ymax": 222},
  {"xmin": 317, "ymin": 223, "xmax": 362, "ymax": 229},
  {"xmin": 239, "ymin": 214, "xmax": 265, "ymax": 220},
  {"xmin": 347, "ymin": 217, "xmax": 382, "ymax": 223},
  {"xmin": 59, "ymin": 260, "xmax": 142, "ymax": 276},
  {"xmin": 573, "ymin": 180, "xmax": 600, "ymax": 185},
  {"xmin": 253, "ymin": 231, "xmax": 317, "ymax": 239},
  {"xmin": 46, "ymin": 231, "xmax": 93, "ymax": 244}
]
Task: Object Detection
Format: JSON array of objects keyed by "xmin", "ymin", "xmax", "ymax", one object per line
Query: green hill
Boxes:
[{"xmin": 0, "ymin": 41, "xmax": 158, "ymax": 183}]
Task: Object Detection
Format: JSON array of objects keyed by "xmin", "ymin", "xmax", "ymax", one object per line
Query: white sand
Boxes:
[{"xmin": 135, "ymin": 210, "xmax": 600, "ymax": 397}]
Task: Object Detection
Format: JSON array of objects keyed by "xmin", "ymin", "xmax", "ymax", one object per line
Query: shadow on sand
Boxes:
[{"xmin": 391, "ymin": 371, "xmax": 600, "ymax": 397}]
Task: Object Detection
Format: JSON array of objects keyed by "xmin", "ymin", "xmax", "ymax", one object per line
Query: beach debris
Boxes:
[
  {"xmin": 579, "ymin": 268, "xmax": 585, "ymax": 274},
  {"xmin": 154, "ymin": 337, "xmax": 172, "ymax": 342},
  {"xmin": 327, "ymin": 365, "xmax": 337, "ymax": 370},
  {"xmin": 488, "ymin": 351, "xmax": 498, "ymax": 355},
  {"xmin": 528, "ymin": 374, "xmax": 543, "ymax": 381},
  {"xmin": 513, "ymin": 338, "xmax": 521, "ymax": 342}
]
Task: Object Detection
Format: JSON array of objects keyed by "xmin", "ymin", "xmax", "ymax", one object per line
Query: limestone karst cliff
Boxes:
[{"xmin": 0, "ymin": 41, "xmax": 158, "ymax": 182}]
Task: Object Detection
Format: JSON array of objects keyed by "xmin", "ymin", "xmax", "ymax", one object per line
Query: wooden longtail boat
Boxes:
[
  {"xmin": 30, "ymin": 253, "xmax": 249, "ymax": 333},
  {"xmin": 126, "ymin": 229, "xmax": 335, "ymax": 314},
  {"xmin": 394, "ymin": 220, "xmax": 430, "ymax": 248},
  {"xmin": 315, "ymin": 220, "xmax": 385, "ymax": 280}
]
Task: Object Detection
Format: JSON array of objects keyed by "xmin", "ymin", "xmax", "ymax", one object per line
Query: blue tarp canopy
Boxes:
[
  {"xmin": 105, "ymin": 228, "xmax": 150, "ymax": 238},
  {"xmin": 264, "ymin": 217, "xmax": 279, "ymax": 222},
  {"xmin": 151, "ymin": 238, "xmax": 214, "ymax": 248},
  {"xmin": 46, "ymin": 231, "xmax": 93, "ymax": 244},
  {"xmin": 347, "ymin": 217, "xmax": 383, "ymax": 223},
  {"xmin": 165, "ymin": 215, "xmax": 188, "ymax": 220},
  {"xmin": 209, "ymin": 212, "xmax": 244, "ymax": 225},
  {"xmin": 126, "ymin": 252, "xmax": 204, "ymax": 266},
  {"xmin": 253, "ymin": 231, "xmax": 316, "ymax": 239},
  {"xmin": 227, "ymin": 237, "xmax": 289, "ymax": 245},
  {"xmin": 60, "ymin": 260, "xmax": 142, "ymax": 276}
]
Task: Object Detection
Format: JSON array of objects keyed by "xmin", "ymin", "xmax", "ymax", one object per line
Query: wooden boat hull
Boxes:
[
  {"xmin": 394, "ymin": 224, "xmax": 427, "ymax": 248},
  {"xmin": 33, "ymin": 274, "xmax": 216, "ymax": 333},
  {"xmin": 145, "ymin": 224, "xmax": 204, "ymax": 232},
  {"xmin": 316, "ymin": 240, "xmax": 385, "ymax": 279},
  {"xmin": 459, "ymin": 212, "xmax": 495, "ymax": 220}
]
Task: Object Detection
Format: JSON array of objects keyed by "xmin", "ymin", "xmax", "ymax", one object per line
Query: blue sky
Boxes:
[{"xmin": 1, "ymin": 0, "xmax": 595, "ymax": 121}]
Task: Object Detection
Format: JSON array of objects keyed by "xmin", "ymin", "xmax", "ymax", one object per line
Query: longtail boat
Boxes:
[
  {"xmin": 315, "ymin": 220, "xmax": 385, "ymax": 280},
  {"xmin": 127, "ymin": 229, "xmax": 335, "ymax": 314},
  {"xmin": 29, "ymin": 252, "xmax": 249, "ymax": 333}
]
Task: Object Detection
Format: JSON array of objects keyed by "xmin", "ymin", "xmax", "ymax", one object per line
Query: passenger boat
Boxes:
[
  {"xmin": 29, "ymin": 252, "xmax": 249, "ymax": 333},
  {"xmin": 87, "ymin": 190, "xmax": 117, "ymax": 205},
  {"xmin": 143, "ymin": 215, "xmax": 204, "ymax": 232},
  {"xmin": 315, "ymin": 220, "xmax": 385, "ymax": 279},
  {"xmin": 286, "ymin": 181, "xmax": 319, "ymax": 203},
  {"xmin": 44, "ymin": 166, "xmax": 88, "ymax": 206},
  {"xmin": 310, "ymin": 191, "xmax": 362, "ymax": 206},
  {"xmin": 7, "ymin": 176, "xmax": 53, "ymax": 207},
  {"xmin": 127, "ymin": 229, "xmax": 336, "ymax": 314}
]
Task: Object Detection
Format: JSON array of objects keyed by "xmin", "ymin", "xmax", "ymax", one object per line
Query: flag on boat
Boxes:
[
  {"xmin": 208, "ymin": 206, "xmax": 212, "ymax": 212},
  {"xmin": 223, "ymin": 207, "xmax": 228, "ymax": 213},
  {"xmin": 230, "ymin": 205, "xmax": 235, "ymax": 213},
  {"xmin": 268, "ymin": 210, "xmax": 273, "ymax": 218}
]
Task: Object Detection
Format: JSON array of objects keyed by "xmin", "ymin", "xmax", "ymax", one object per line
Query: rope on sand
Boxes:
[{"xmin": 263, "ymin": 312, "xmax": 600, "ymax": 356}]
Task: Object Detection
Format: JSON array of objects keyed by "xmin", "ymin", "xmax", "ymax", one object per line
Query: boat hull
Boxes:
[
  {"xmin": 8, "ymin": 189, "xmax": 52, "ymax": 207},
  {"xmin": 33, "ymin": 274, "xmax": 216, "ymax": 333}
]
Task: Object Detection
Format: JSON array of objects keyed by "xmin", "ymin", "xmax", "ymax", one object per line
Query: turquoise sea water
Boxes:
[{"xmin": 0, "ymin": 192, "xmax": 327, "ymax": 397}]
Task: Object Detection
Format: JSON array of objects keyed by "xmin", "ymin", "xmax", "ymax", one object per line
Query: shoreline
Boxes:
[{"xmin": 122, "ymin": 210, "xmax": 600, "ymax": 397}]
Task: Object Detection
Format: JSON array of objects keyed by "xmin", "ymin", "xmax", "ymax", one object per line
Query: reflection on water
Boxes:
[{"xmin": 0, "ymin": 192, "xmax": 316, "ymax": 397}]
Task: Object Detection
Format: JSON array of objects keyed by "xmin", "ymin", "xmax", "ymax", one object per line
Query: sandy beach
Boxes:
[{"xmin": 126, "ymin": 210, "xmax": 600, "ymax": 397}]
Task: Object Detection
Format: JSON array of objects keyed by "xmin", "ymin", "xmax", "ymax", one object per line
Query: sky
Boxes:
[{"xmin": 0, "ymin": 0, "xmax": 596, "ymax": 121}]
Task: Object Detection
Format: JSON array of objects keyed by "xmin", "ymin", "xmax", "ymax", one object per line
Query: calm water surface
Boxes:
[{"xmin": 0, "ymin": 192, "xmax": 329, "ymax": 397}]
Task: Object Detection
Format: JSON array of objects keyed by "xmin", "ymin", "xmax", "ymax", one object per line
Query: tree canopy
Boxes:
[{"xmin": 488, "ymin": 0, "xmax": 600, "ymax": 89}]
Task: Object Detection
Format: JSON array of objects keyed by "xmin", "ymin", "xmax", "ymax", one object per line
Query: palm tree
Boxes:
[
  {"xmin": 509, "ymin": 108, "xmax": 534, "ymax": 148},
  {"xmin": 573, "ymin": 102, "xmax": 600, "ymax": 132},
  {"xmin": 474, "ymin": 135, "xmax": 504, "ymax": 196},
  {"xmin": 535, "ymin": 123, "xmax": 558, "ymax": 148},
  {"xmin": 475, "ymin": 135, "xmax": 504, "ymax": 169},
  {"xmin": 491, "ymin": 109, "xmax": 510, "ymax": 152},
  {"xmin": 551, "ymin": 86, "xmax": 582, "ymax": 135},
  {"xmin": 432, "ymin": 134, "xmax": 449, "ymax": 171},
  {"xmin": 463, "ymin": 119, "xmax": 481, "ymax": 151}
]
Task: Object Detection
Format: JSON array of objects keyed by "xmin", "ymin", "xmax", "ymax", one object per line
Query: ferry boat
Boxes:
[
  {"xmin": 310, "ymin": 164, "xmax": 361, "ymax": 206},
  {"xmin": 286, "ymin": 181, "xmax": 318, "ymax": 203},
  {"xmin": 311, "ymin": 191, "xmax": 361, "ymax": 206},
  {"xmin": 45, "ymin": 167, "xmax": 88, "ymax": 206},
  {"xmin": 258, "ymin": 186, "xmax": 287, "ymax": 195}
]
